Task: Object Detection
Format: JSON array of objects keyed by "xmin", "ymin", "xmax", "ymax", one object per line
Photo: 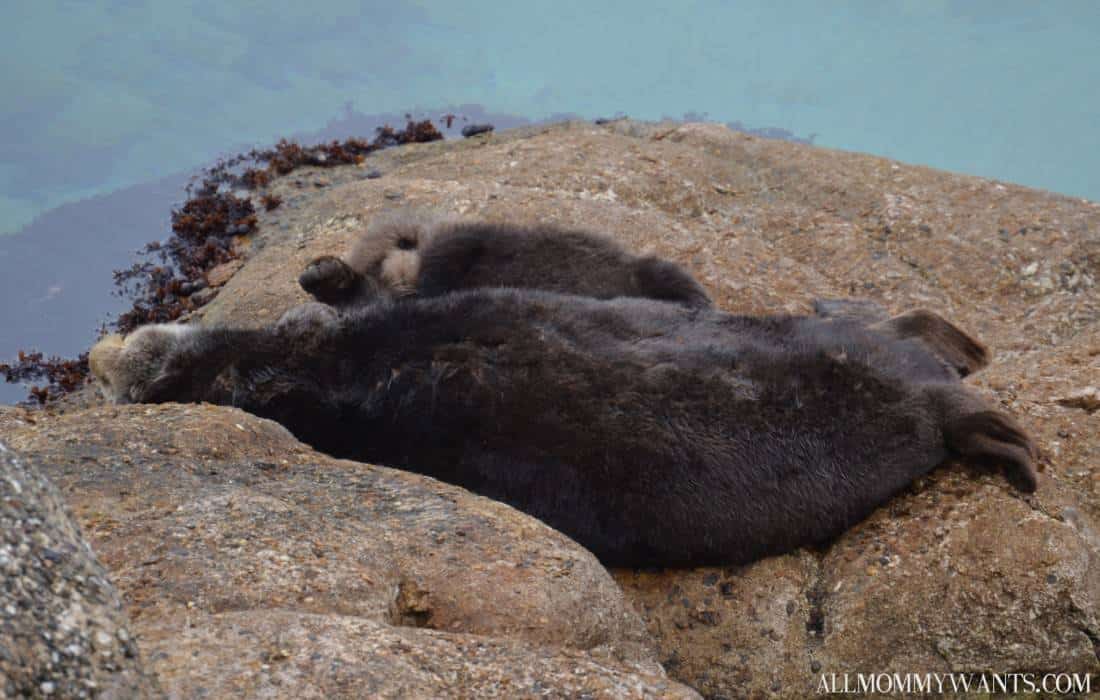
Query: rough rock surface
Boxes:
[
  {"xmin": 7, "ymin": 119, "xmax": 1100, "ymax": 697},
  {"xmin": 0, "ymin": 405, "xmax": 692, "ymax": 698},
  {"xmin": 0, "ymin": 441, "xmax": 156, "ymax": 698}
]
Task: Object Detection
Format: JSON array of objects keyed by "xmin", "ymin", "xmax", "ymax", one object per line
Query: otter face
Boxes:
[
  {"xmin": 378, "ymin": 247, "xmax": 421, "ymax": 297},
  {"xmin": 89, "ymin": 324, "xmax": 193, "ymax": 403},
  {"xmin": 87, "ymin": 334, "xmax": 126, "ymax": 402},
  {"xmin": 344, "ymin": 208, "xmax": 448, "ymax": 299}
]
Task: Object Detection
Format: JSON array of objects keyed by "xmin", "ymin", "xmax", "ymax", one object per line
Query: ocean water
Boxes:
[
  {"xmin": 2, "ymin": 1, "xmax": 1098, "ymax": 401},
  {"xmin": 4, "ymin": 1, "xmax": 1099, "ymax": 235}
]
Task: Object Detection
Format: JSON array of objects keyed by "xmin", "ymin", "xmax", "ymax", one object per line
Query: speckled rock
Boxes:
[
  {"xmin": 184, "ymin": 118, "xmax": 1100, "ymax": 695},
  {"xmin": 13, "ymin": 119, "xmax": 1100, "ymax": 697},
  {"xmin": 152, "ymin": 611, "xmax": 693, "ymax": 699},
  {"xmin": 0, "ymin": 441, "xmax": 157, "ymax": 698},
  {"xmin": 0, "ymin": 405, "xmax": 694, "ymax": 698},
  {"xmin": 615, "ymin": 469, "xmax": 1100, "ymax": 697}
]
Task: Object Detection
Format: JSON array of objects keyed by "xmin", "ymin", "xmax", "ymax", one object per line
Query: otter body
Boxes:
[
  {"xmin": 91, "ymin": 291, "xmax": 1035, "ymax": 567},
  {"xmin": 299, "ymin": 210, "xmax": 713, "ymax": 309}
]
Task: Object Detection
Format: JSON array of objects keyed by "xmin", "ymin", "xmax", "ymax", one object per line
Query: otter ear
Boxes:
[{"xmin": 88, "ymin": 324, "xmax": 191, "ymax": 403}]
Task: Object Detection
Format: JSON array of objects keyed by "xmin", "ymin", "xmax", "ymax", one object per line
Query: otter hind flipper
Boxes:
[
  {"xmin": 945, "ymin": 410, "xmax": 1038, "ymax": 493},
  {"xmin": 874, "ymin": 310, "xmax": 990, "ymax": 377}
]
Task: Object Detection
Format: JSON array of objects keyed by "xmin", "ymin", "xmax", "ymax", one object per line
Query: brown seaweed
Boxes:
[{"xmin": 6, "ymin": 120, "xmax": 444, "ymax": 404}]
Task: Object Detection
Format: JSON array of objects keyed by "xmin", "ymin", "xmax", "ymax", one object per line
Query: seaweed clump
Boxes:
[
  {"xmin": 6, "ymin": 120, "xmax": 444, "ymax": 404},
  {"xmin": 0, "ymin": 351, "xmax": 90, "ymax": 405},
  {"xmin": 112, "ymin": 119, "xmax": 442, "ymax": 333}
]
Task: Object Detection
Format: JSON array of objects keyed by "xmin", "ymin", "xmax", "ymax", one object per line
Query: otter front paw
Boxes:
[
  {"xmin": 299, "ymin": 255, "xmax": 362, "ymax": 306},
  {"xmin": 89, "ymin": 324, "xmax": 193, "ymax": 403}
]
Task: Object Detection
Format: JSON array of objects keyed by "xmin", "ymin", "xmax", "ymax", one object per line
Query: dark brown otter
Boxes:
[{"xmin": 91, "ymin": 292, "xmax": 1035, "ymax": 567}]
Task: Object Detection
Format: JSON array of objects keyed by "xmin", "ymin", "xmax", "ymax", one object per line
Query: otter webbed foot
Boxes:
[{"xmin": 945, "ymin": 410, "xmax": 1038, "ymax": 493}]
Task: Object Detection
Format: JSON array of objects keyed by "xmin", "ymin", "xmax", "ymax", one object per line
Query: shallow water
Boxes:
[{"xmin": 2, "ymin": 1, "xmax": 1098, "ymax": 402}]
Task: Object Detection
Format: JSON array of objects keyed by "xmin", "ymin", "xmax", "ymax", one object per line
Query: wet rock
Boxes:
[{"xmin": 461, "ymin": 123, "xmax": 495, "ymax": 138}]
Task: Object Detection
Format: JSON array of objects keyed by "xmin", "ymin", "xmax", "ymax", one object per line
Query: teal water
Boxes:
[{"xmin": 3, "ymin": 1, "xmax": 1099, "ymax": 235}]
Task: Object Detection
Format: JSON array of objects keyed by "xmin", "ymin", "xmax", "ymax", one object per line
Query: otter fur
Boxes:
[
  {"xmin": 90, "ymin": 292, "xmax": 1036, "ymax": 567},
  {"xmin": 299, "ymin": 209, "xmax": 713, "ymax": 309}
]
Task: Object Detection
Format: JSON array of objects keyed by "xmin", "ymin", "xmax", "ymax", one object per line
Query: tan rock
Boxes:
[
  {"xmin": 1, "ymin": 405, "xmax": 690, "ymax": 698},
  {"xmin": 154, "ymin": 611, "xmax": 694, "ymax": 699},
  {"xmin": 1056, "ymin": 386, "xmax": 1100, "ymax": 413},
  {"xmin": 615, "ymin": 554, "xmax": 818, "ymax": 698},
  {"xmin": 815, "ymin": 473, "xmax": 1100, "ymax": 675},
  {"xmin": 204, "ymin": 259, "xmax": 244, "ymax": 288},
  {"xmin": 14, "ymin": 119, "xmax": 1100, "ymax": 697}
]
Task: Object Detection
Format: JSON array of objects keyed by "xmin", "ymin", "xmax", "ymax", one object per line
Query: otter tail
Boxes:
[{"xmin": 944, "ymin": 409, "xmax": 1038, "ymax": 493}]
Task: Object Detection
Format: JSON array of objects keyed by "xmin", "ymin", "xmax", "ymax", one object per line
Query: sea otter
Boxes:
[
  {"xmin": 298, "ymin": 209, "xmax": 713, "ymax": 309},
  {"xmin": 90, "ymin": 292, "xmax": 1035, "ymax": 567}
]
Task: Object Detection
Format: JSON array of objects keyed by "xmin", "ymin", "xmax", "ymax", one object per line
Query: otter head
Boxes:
[
  {"xmin": 89, "ymin": 324, "xmax": 193, "ymax": 403},
  {"xmin": 346, "ymin": 208, "xmax": 451, "ymax": 298},
  {"xmin": 88, "ymin": 333, "xmax": 127, "ymax": 402}
]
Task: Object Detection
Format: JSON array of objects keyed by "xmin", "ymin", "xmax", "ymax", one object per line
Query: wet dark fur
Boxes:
[
  {"xmin": 94, "ymin": 292, "xmax": 1036, "ymax": 567},
  {"xmin": 299, "ymin": 217, "xmax": 713, "ymax": 309}
]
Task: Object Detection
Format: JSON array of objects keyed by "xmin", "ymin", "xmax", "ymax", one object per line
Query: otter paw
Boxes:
[
  {"xmin": 89, "ymin": 324, "xmax": 192, "ymax": 403},
  {"xmin": 299, "ymin": 255, "xmax": 362, "ymax": 305}
]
